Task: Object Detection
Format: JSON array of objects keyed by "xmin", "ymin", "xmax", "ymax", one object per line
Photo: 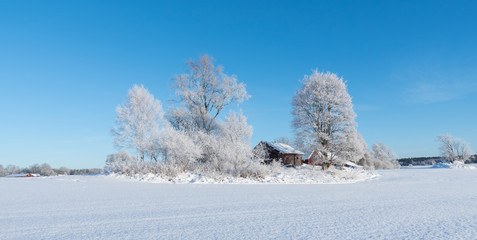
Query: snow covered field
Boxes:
[{"xmin": 2, "ymin": 167, "xmax": 477, "ymax": 239}]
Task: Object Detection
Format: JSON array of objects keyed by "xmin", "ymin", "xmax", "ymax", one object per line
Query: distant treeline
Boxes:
[
  {"xmin": 0, "ymin": 163, "xmax": 102, "ymax": 177},
  {"xmin": 398, "ymin": 155, "xmax": 477, "ymax": 166}
]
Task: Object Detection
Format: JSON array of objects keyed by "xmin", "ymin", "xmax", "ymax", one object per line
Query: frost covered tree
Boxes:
[
  {"xmin": 292, "ymin": 70, "xmax": 361, "ymax": 163},
  {"xmin": 166, "ymin": 107, "xmax": 197, "ymax": 132},
  {"xmin": 438, "ymin": 134, "xmax": 473, "ymax": 163},
  {"xmin": 39, "ymin": 163, "xmax": 57, "ymax": 176},
  {"xmin": 56, "ymin": 167, "xmax": 70, "ymax": 175},
  {"xmin": 5, "ymin": 165, "xmax": 20, "ymax": 175},
  {"xmin": 112, "ymin": 85, "xmax": 166, "ymax": 161},
  {"xmin": 29, "ymin": 164, "xmax": 42, "ymax": 174},
  {"xmin": 106, "ymin": 151, "xmax": 136, "ymax": 164},
  {"xmin": 221, "ymin": 111, "xmax": 253, "ymax": 145},
  {"xmin": 160, "ymin": 127, "xmax": 202, "ymax": 171},
  {"xmin": 373, "ymin": 143, "xmax": 397, "ymax": 162},
  {"xmin": 371, "ymin": 143, "xmax": 400, "ymax": 169},
  {"xmin": 0, "ymin": 164, "xmax": 5, "ymax": 177},
  {"xmin": 220, "ymin": 111, "xmax": 253, "ymax": 174},
  {"xmin": 172, "ymin": 111, "xmax": 254, "ymax": 175},
  {"xmin": 172, "ymin": 55, "xmax": 250, "ymax": 133},
  {"xmin": 357, "ymin": 143, "xmax": 399, "ymax": 170},
  {"xmin": 339, "ymin": 130, "xmax": 367, "ymax": 163}
]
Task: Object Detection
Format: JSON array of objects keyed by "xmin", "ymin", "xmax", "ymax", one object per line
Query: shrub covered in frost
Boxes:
[
  {"xmin": 105, "ymin": 160, "xmax": 181, "ymax": 177},
  {"xmin": 358, "ymin": 143, "xmax": 400, "ymax": 170},
  {"xmin": 106, "ymin": 151, "xmax": 137, "ymax": 164},
  {"xmin": 0, "ymin": 164, "xmax": 5, "ymax": 177}
]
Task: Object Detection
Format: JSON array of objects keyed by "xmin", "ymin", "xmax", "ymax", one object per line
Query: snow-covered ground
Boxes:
[
  {"xmin": 114, "ymin": 165, "xmax": 378, "ymax": 184},
  {"xmin": 2, "ymin": 166, "xmax": 477, "ymax": 239}
]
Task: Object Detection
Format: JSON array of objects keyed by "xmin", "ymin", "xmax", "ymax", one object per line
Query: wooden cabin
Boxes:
[
  {"xmin": 302, "ymin": 150, "xmax": 335, "ymax": 170},
  {"xmin": 303, "ymin": 150, "xmax": 326, "ymax": 165},
  {"xmin": 253, "ymin": 141, "xmax": 304, "ymax": 165}
]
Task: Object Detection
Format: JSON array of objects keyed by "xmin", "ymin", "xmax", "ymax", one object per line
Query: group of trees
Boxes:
[
  {"xmin": 110, "ymin": 55, "xmax": 477, "ymax": 175},
  {"xmin": 111, "ymin": 57, "xmax": 401, "ymax": 176},
  {"xmin": 109, "ymin": 55, "xmax": 270, "ymax": 178},
  {"xmin": 397, "ymin": 135, "xmax": 474, "ymax": 166},
  {"xmin": 290, "ymin": 70, "xmax": 475, "ymax": 169},
  {"xmin": 110, "ymin": 55, "xmax": 405, "ymax": 176},
  {"xmin": 437, "ymin": 134, "xmax": 474, "ymax": 163},
  {"xmin": 0, "ymin": 163, "xmax": 102, "ymax": 177},
  {"xmin": 291, "ymin": 70, "xmax": 399, "ymax": 170}
]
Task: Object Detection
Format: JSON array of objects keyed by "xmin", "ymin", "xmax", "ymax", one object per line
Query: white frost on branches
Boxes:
[
  {"xmin": 173, "ymin": 55, "xmax": 250, "ymax": 133},
  {"xmin": 112, "ymin": 85, "xmax": 166, "ymax": 161},
  {"xmin": 438, "ymin": 134, "xmax": 473, "ymax": 163},
  {"xmin": 160, "ymin": 127, "xmax": 202, "ymax": 171},
  {"xmin": 219, "ymin": 111, "xmax": 254, "ymax": 175},
  {"xmin": 357, "ymin": 143, "xmax": 399, "ymax": 170},
  {"xmin": 107, "ymin": 56, "xmax": 263, "ymax": 177},
  {"xmin": 106, "ymin": 151, "xmax": 136, "ymax": 164},
  {"xmin": 292, "ymin": 70, "xmax": 363, "ymax": 164},
  {"xmin": 373, "ymin": 143, "xmax": 398, "ymax": 162}
]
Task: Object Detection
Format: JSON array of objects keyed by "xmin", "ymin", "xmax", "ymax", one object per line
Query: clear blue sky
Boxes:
[{"xmin": 1, "ymin": 0, "xmax": 476, "ymax": 169}]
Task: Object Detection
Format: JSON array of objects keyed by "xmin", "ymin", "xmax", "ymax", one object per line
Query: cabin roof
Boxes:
[
  {"xmin": 343, "ymin": 161, "xmax": 363, "ymax": 168},
  {"xmin": 265, "ymin": 142, "xmax": 304, "ymax": 155}
]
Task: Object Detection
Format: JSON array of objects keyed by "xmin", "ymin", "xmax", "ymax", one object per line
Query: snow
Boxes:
[
  {"xmin": 266, "ymin": 141, "xmax": 305, "ymax": 154},
  {"xmin": 2, "ymin": 166, "xmax": 477, "ymax": 239},
  {"xmin": 113, "ymin": 165, "xmax": 377, "ymax": 184},
  {"xmin": 7, "ymin": 173, "xmax": 40, "ymax": 177},
  {"xmin": 343, "ymin": 161, "xmax": 363, "ymax": 169},
  {"xmin": 432, "ymin": 161, "xmax": 477, "ymax": 169}
]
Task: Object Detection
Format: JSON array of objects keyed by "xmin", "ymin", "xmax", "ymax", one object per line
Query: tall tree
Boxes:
[
  {"xmin": 112, "ymin": 85, "xmax": 165, "ymax": 161},
  {"xmin": 173, "ymin": 55, "xmax": 250, "ymax": 133},
  {"xmin": 291, "ymin": 70, "xmax": 361, "ymax": 163},
  {"xmin": 438, "ymin": 134, "xmax": 473, "ymax": 163},
  {"xmin": 220, "ymin": 111, "xmax": 253, "ymax": 175}
]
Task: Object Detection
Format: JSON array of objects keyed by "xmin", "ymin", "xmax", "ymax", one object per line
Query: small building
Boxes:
[
  {"xmin": 253, "ymin": 141, "xmax": 304, "ymax": 165},
  {"xmin": 303, "ymin": 150, "xmax": 327, "ymax": 165},
  {"xmin": 303, "ymin": 151, "xmax": 316, "ymax": 165}
]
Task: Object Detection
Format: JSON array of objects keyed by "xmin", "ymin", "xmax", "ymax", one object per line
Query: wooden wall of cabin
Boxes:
[{"xmin": 279, "ymin": 154, "xmax": 303, "ymax": 165}]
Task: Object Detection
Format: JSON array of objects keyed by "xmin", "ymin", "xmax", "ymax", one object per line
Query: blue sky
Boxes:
[{"xmin": 1, "ymin": 0, "xmax": 476, "ymax": 168}]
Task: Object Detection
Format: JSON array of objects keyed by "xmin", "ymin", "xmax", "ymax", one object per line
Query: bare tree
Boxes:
[
  {"xmin": 173, "ymin": 55, "xmax": 250, "ymax": 133},
  {"xmin": 292, "ymin": 70, "xmax": 361, "ymax": 163},
  {"xmin": 112, "ymin": 85, "xmax": 165, "ymax": 161},
  {"xmin": 438, "ymin": 134, "xmax": 473, "ymax": 163}
]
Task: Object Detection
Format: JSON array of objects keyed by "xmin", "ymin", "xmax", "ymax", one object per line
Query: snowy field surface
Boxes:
[{"xmin": 2, "ymin": 167, "xmax": 477, "ymax": 239}]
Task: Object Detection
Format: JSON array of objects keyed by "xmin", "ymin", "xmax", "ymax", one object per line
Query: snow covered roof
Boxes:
[
  {"xmin": 343, "ymin": 161, "xmax": 363, "ymax": 169},
  {"xmin": 302, "ymin": 152, "xmax": 312, "ymax": 160},
  {"xmin": 303, "ymin": 150, "xmax": 315, "ymax": 160},
  {"xmin": 266, "ymin": 142, "xmax": 304, "ymax": 155}
]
